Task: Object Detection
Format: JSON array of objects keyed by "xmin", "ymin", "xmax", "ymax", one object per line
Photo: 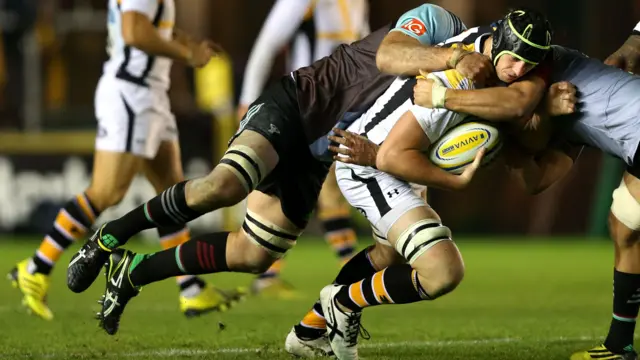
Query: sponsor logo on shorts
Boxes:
[{"xmin": 401, "ymin": 18, "xmax": 427, "ymax": 36}]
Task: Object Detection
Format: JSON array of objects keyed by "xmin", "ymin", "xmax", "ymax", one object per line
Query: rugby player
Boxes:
[
  {"xmin": 65, "ymin": 3, "xmax": 495, "ymax": 336},
  {"xmin": 237, "ymin": 0, "xmax": 370, "ymax": 298},
  {"xmin": 408, "ymin": 19, "xmax": 640, "ymax": 360},
  {"xmin": 286, "ymin": 10, "xmax": 557, "ymax": 359},
  {"xmin": 7, "ymin": 0, "xmax": 243, "ymax": 321}
]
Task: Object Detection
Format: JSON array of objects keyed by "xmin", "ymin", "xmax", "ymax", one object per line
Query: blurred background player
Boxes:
[
  {"xmin": 6, "ymin": 0, "xmax": 243, "ymax": 320},
  {"xmin": 237, "ymin": 0, "xmax": 370, "ymax": 298}
]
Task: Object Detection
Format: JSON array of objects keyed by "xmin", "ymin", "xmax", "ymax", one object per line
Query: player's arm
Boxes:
[
  {"xmin": 506, "ymin": 142, "xmax": 581, "ymax": 194},
  {"xmin": 376, "ymin": 109, "xmax": 484, "ymax": 191},
  {"xmin": 446, "ymin": 73, "xmax": 546, "ymax": 120},
  {"xmin": 377, "ymin": 4, "xmax": 494, "ymax": 83},
  {"xmin": 605, "ymin": 21, "xmax": 640, "ymax": 73},
  {"xmin": 238, "ymin": 0, "xmax": 313, "ymax": 114},
  {"xmin": 414, "ymin": 59, "xmax": 555, "ymax": 121},
  {"xmin": 120, "ymin": 0, "xmax": 210, "ymax": 67}
]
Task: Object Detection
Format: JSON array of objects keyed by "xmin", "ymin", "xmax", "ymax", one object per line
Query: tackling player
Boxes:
[
  {"xmin": 64, "ymin": 3, "xmax": 495, "ymax": 337},
  {"xmin": 410, "ymin": 20, "xmax": 640, "ymax": 360},
  {"xmin": 237, "ymin": 0, "xmax": 370, "ymax": 298},
  {"xmin": 7, "ymin": 0, "xmax": 243, "ymax": 321}
]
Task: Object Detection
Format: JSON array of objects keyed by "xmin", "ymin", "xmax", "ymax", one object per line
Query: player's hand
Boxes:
[
  {"xmin": 327, "ymin": 128, "xmax": 379, "ymax": 167},
  {"xmin": 187, "ymin": 41, "xmax": 215, "ymax": 68},
  {"xmin": 605, "ymin": 35, "xmax": 640, "ymax": 74},
  {"xmin": 546, "ymin": 81, "xmax": 577, "ymax": 116},
  {"xmin": 413, "ymin": 77, "xmax": 435, "ymax": 108},
  {"xmin": 456, "ymin": 148, "xmax": 485, "ymax": 189},
  {"xmin": 454, "ymin": 52, "xmax": 496, "ymax": 86}
]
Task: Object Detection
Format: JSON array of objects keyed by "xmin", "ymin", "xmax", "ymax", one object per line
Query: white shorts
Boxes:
[
  {"xmin": 335, "ymin": 162, "xmax": 428, "ymax": 246},
  {"xmin": 94, "ymin": 76, "xmax": 178, "ymax": 159}
]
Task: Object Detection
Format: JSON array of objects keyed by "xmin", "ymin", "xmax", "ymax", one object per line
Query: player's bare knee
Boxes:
[
  {"xmin": 225, "ymin": 231, "xmax": 275, "ymax": 273},
  {"xmin": 85, "ymin": 184, "xmax": 129, "ymax": 211},
  {"xmin": 394, "ymin": 219, "xmax": 463, "ymax": 298},
  {"xmin": 368, "ymin": 243, "xmax": 405, "ymax": 270},
  {"xmin": 230, "ymin": 210, "xmax": 301, "ymax": 273}
]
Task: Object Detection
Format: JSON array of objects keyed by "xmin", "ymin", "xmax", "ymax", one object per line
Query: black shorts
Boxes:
[
  {"xmin": 628, "ymin": 143, "xmax": 640, "ymax": 179},
  {"xmin": 230, "ymin": 76, "xmax": 330, "ymax": 229}
]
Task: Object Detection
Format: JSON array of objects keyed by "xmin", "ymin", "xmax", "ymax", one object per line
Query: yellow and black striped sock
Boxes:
[
  {"xmin": 335, "ymin": 264, "xmax": 430, "ymax": 311},
  {"xmin": 295, "ymin": 247, "xmax": 377, "ymax": 338},
  {"xmin": 319, "ymin": 208, "xmax": 357, "ymax": 266},
  {"xmin": 157, "ymin": 225, "xmax": 205, "ymax": 298},
  {"xmin": 31, "ymin": 193, "xmax": 99, "ymax": 275}
]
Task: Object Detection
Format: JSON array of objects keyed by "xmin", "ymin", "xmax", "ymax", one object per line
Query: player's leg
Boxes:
[
  {"xmin": 67, "ymin": 127, "xmax": 277, "ymax": 293},
  {"xmin": 324, "ymin": 206, "xmax": 462, "ymax": 360},
  {"xmin": 317, "ymin": 166, "xmax": 462, "ymax": 359},
  {"xmin": 142, "ymin": 139, "xmax": 246, "ymax": 317},
  {"xmin": 96, "ymin": 190, "xmax": 304, "ymax": 335},
  {"xmin": 9, "ymin": 76, "xmax": 147, "ymax": 320},
  {"xmin": 317, "ymin": 164, "xmax": 358, "ymax": 266},
  {"xmin": 94, "ymin": 120, "xmax": 330, "ymax": 335},
  {"xmin": 572, "ymin": 171, "xmax": 640, "ymax": 360},
  {"xmin": 9, "ymin": 150, "xmax": 141, "ymax": 321}
]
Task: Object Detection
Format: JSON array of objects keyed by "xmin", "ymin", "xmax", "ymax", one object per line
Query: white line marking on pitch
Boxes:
[{"xmin": 1, "ymin": 335, "xmax": 606, "ymax": 358}]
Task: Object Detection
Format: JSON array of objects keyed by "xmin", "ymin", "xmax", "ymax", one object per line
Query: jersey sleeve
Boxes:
[
  {"xmin": 634, "ymin": 21, "xmax": 640, "ymax": 35},
  {"xmin": 390, "ymin": 4, "xmax": 467, "ymax": 45},
  {"xmin": 120, "ymin": 0, "xmax": 159, "ymax": 19},
  {"xmin": 239, "ymin": 0, "xmax": 313, "ymax": 106}
]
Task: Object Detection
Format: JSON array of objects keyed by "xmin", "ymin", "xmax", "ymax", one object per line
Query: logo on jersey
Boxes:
[{"xmin": 401, "ymin": 18, "xmax": 427, "ymax": 36}]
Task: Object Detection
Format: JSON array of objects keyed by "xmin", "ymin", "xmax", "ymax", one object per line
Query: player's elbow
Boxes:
[
  {"xmin": 375, "ymin": 47, "xmax": 393, "ymax": 73},
  {"xmin": 121, "ymin": 13, "xmax": 149, "ymax": 48},
  {"xmin": 376, "ymin": 146, "xmax": 399, "ymax": 173},
  {"xmin": 375, "ymin": 147, "xmax": 392, "ymax": 172}
]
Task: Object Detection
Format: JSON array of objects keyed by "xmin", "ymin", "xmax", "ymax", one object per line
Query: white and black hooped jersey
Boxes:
[{"xmin": 103, "ymin": 0, "xmax": 175, "ymax": 89}]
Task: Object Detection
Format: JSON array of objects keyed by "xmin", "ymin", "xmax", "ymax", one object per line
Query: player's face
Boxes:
[{"xmin": 495, "ymin": 54, "xmax": 536, "ymax": 83}]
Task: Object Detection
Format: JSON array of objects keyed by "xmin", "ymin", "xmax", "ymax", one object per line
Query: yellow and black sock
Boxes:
[
  {"xmin": 319, "ymin": 208, "xmax": 357, "ymax": 266},
  {"xmin": 335, "ymin": 264, "xmax": 430, "ymax": 312},
  {"xmin": 31, "ymin": 193, "xmax": 99, "ymax": 274},
  {"xmin": 295, "ymin": 247, "xmax": 376, "ymax": 338},
  {"xmin": 157, "ymin": 225, "xmax": 205, "ymax": 298}
]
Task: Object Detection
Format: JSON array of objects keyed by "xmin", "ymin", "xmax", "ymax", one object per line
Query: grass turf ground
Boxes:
[{"xmin": 0, "ymin": 236, "xmax": 626, "ymax": 360}]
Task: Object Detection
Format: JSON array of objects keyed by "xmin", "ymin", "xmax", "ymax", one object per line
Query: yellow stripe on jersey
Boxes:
[
  {"xmin": 158, "ymin": 20, "xmax": 173, "ymax": 29},
  {"xmin": 451, "ymin": 42, "xmax": 477, "ymax": 53},
  {"xmin": 336, "ymin": 0, "xmax": 356, "ymax": 40},
  {"xmin": 442, "ymin": 69, "xmax": 470, "ymax": 90}
]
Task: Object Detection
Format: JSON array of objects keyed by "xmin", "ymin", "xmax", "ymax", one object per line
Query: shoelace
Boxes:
[{"xmin": 344, "ymin": 312, "xmax": 371, "ymax": 346}]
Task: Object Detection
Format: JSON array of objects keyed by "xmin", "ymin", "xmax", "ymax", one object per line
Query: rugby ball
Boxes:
[{"xmin": 428, "ymin": 121, "xmax": 502, "ymax": 175}]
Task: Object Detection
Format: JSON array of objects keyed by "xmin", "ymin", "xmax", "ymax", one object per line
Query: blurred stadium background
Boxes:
[{"xmin": 0, "ymin": 1, "xmax": 639, "ymax": 359}]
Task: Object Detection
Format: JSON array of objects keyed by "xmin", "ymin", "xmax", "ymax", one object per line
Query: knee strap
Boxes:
[
  {"xmin": 242, "ymin": 210, "xmax": 301, "ymax": 258},
  {"xmin": 395, "ymin": 219, "xmax": 452, "ymax": 264},
  {"xmin": 218, "ymin": 145, "xmax": 267, "ymax": 193},
  {"xmin": 611, "ymin": 179, "xmax": 640, "ymax": 230}
]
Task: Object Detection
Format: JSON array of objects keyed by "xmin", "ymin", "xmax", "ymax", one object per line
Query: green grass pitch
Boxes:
[{"xmin": 0, "ymin": 237, "xmax": 627, "ymax": 359}]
